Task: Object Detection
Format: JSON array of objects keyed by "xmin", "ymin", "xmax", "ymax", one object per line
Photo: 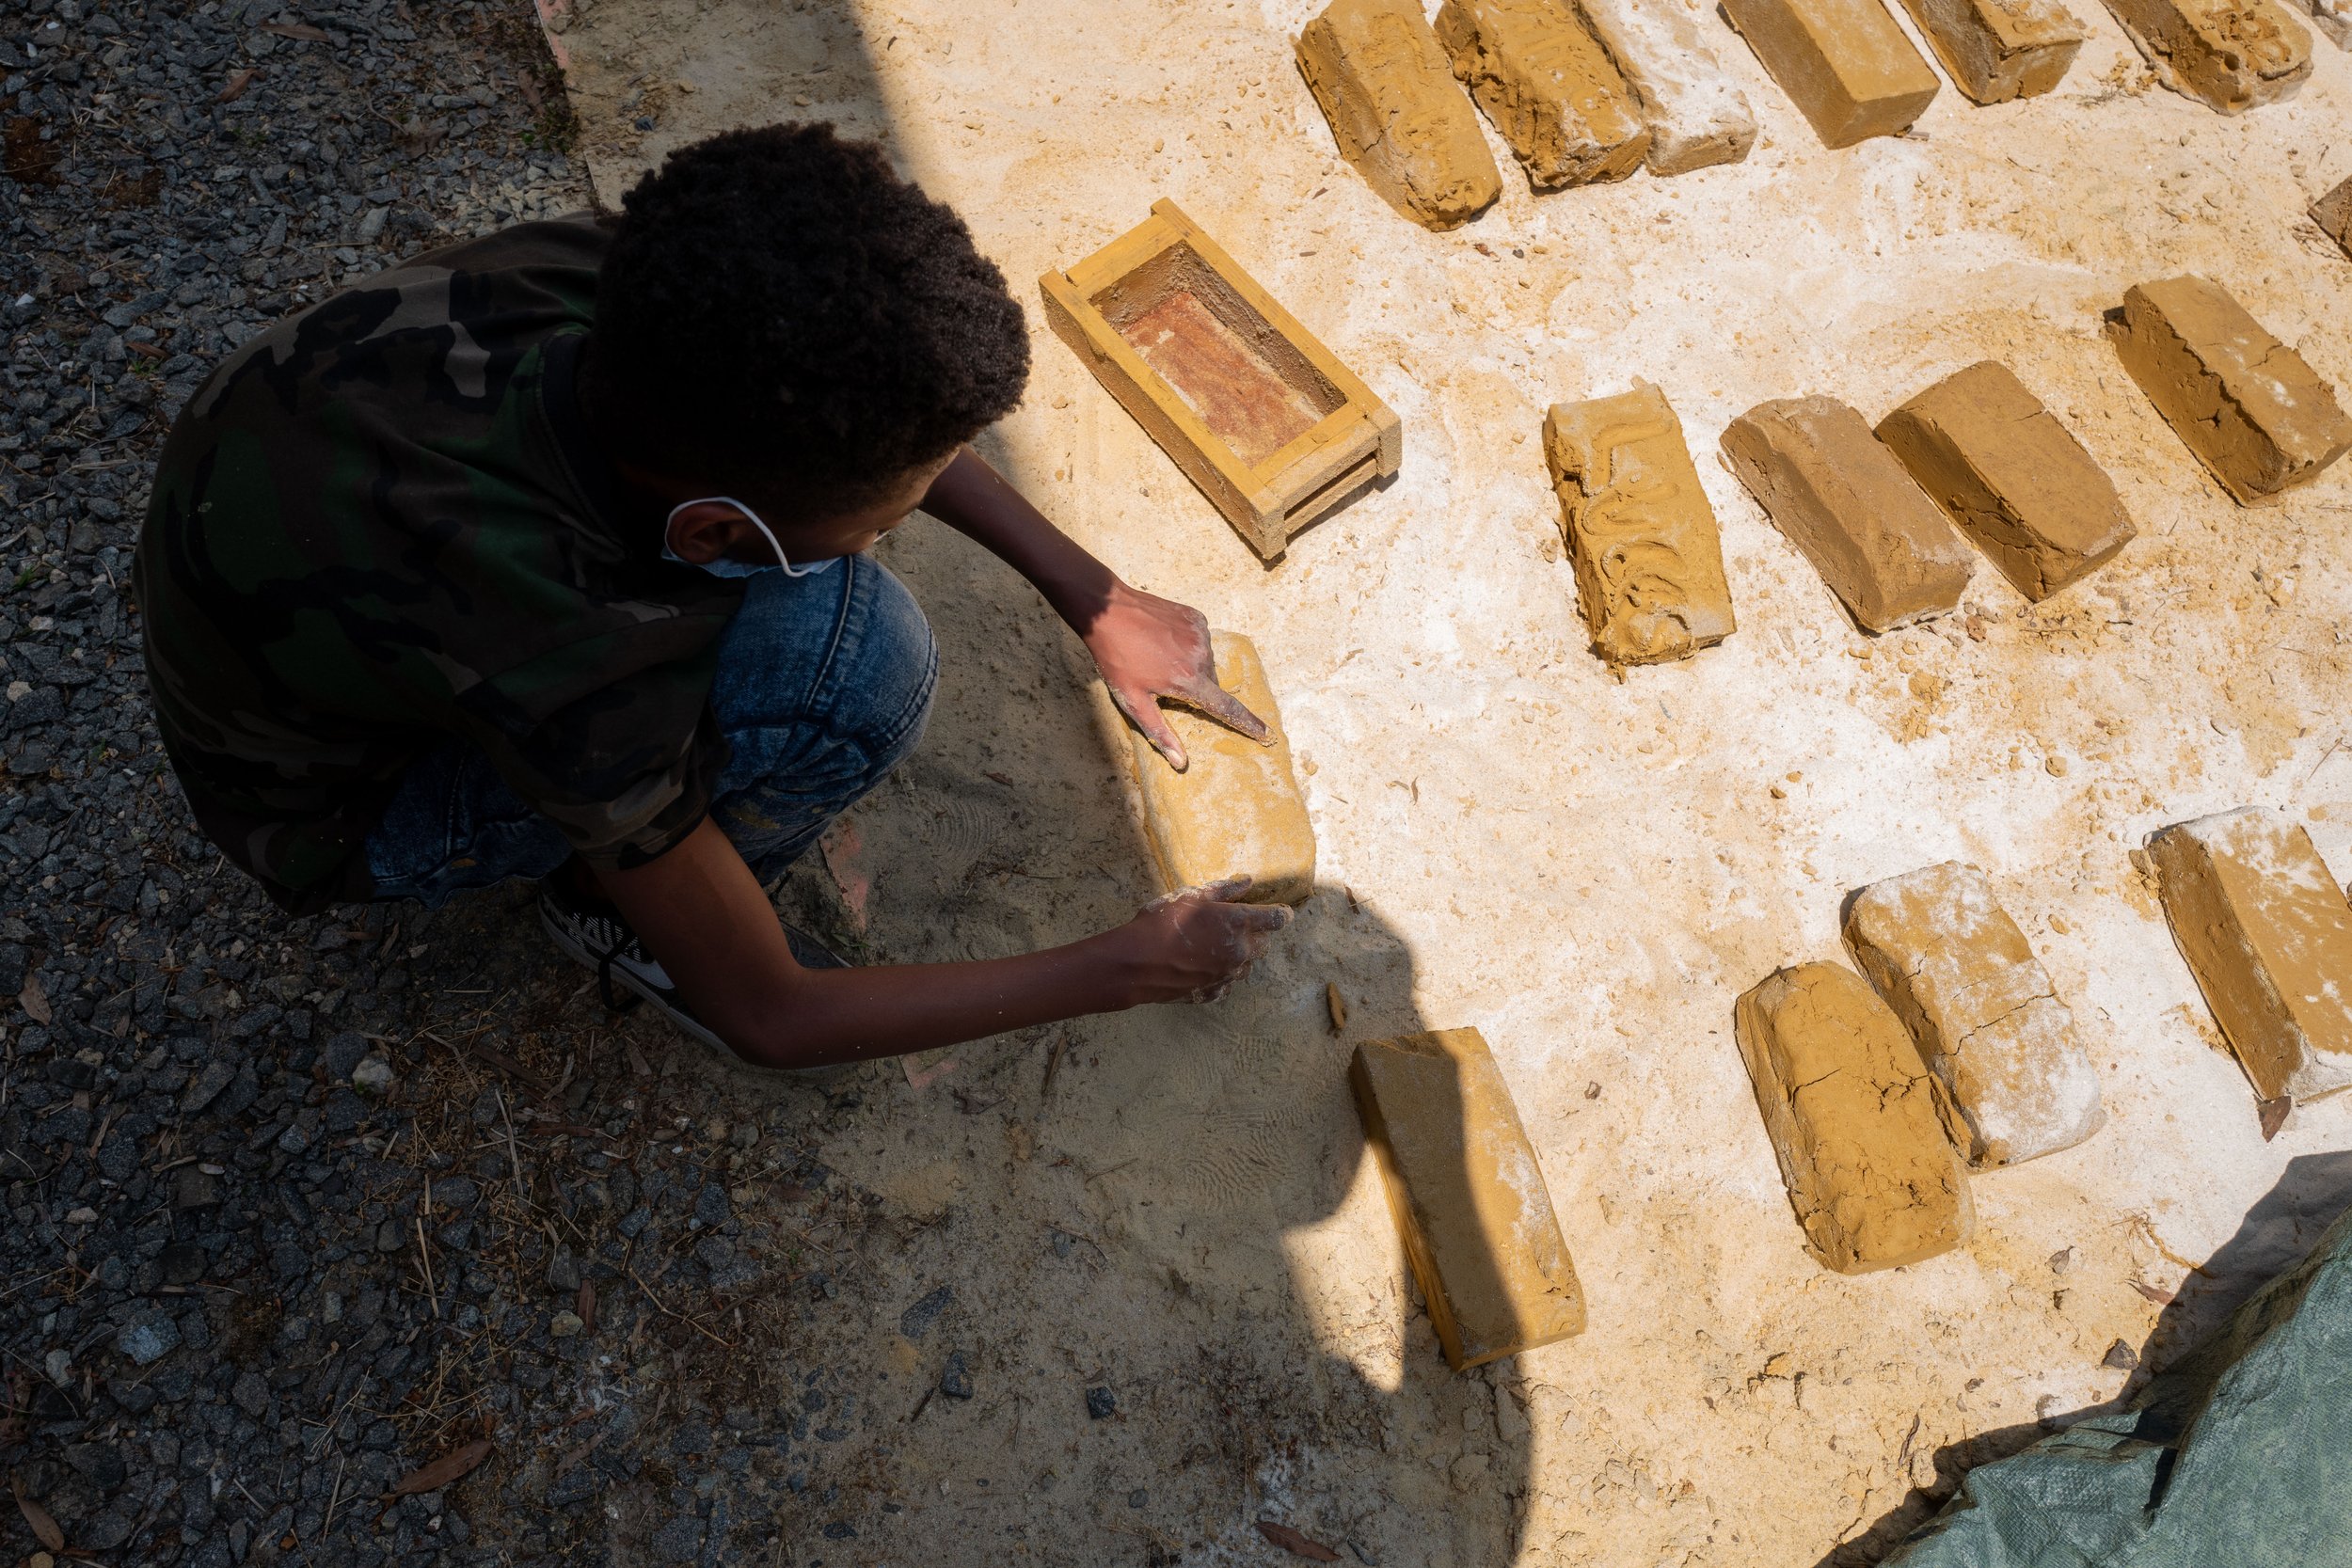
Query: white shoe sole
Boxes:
[{"xmin": 538, "ymin": 900, "xmax": 856, "ymax": 1085}]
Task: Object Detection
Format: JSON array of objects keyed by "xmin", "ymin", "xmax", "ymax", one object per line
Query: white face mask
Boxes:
[{"xmin": 660, "ymin": 496, "xmax": 839, "ymax": 579}]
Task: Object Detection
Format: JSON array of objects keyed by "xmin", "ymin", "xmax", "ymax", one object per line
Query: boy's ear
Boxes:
[{"xmin": 663, "ymin": 500, "xmax": 745, "ymax": 564}]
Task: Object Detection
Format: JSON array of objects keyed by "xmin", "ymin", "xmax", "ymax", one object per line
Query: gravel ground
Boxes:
[{"xmin": 0, "ymin": 5, "xmax": 909, "ymax": 1564}]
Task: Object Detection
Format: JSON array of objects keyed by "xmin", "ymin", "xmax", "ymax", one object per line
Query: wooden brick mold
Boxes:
[
  {"xmin": 1350, "ymin": 1027, "xmax": 1587, "ymax": 1369},
  {"xmin": 1844, "ymin": 863, "xmax": 2107, "ymax": 1168},
  {"xmin": 2312, "ymin": 175, "xmax": 2352, "ymax": 261},
  {"xmin": 2109, "ymin": 276, "xmax": 2352, "ymax": 505},
  {"xmin": 1720, "ymin": 0, "xmax": 1941, "ymax": 148},
  {"xmin": 1041, "ymin": 200, "xmax": 1402, "ymax": 562},
  {"xmin": 1876, "ymin": 360, "xmax": 2136, "ymax": 602},
  {"xmin": 2150, "ymin": 809, "xmax": 2352, "ymax": 1104},
  {"xmin": 1898, "ymin": 0, "xmax": 2087, "ymax": 103},
  {"xmin": 1295, "ymin": 0, "xmax": 1503, "ymax": 230},
  {"xmin": 1543, "ymin": 382, "xmax": 1736, "ymax": 667},
  {"xmin": 1121, "ymin": 630, "xmax": 1316, "ymax": 906},
  {"xmin": 2102, "ymin": 0, "xmax": 2312, "ymax": 111},
  {"xmin": 1721, "ymin": 395, "xmax": 1973, "ymax": 632},
  {"xmin": 1435, "ymin": 0, "xmax": 1652, "ymax": 187},
  {"xmin": 1734, "ymin": 963, "xmax": 1975, "ymax": 1274}
]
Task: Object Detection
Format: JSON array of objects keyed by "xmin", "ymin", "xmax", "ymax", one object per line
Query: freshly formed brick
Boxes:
[
  {"xmin": 1734, "ymin": 963, "xmax": 1975, "ymax": 1274},
  {"xmin": 1876, "ymin": 360, "xmax": 2136, "ymax": 602},
  {"xmin": 2102, "ymin": 0, "xmax": 2312, "ymax": 111},
  {"xmin": 1898, "ymin": 0, "xmax": 2087, "ymax": 103},
  {"xmin": 2150, "ymin": 809, "xmax": 2352, "ymax": 1104},
  {"xmin": 1350, "ymin": 1027, "xmax": 1586, "ymax": 1368},
  {"xmin": 1720, "ymin": 0, "xmax": 1941, "ymax": 148},
  {"xmin": 1544, "ymin": 381, "xmax": 1735, "ymax": 666},
  {"xmin": 1123, "ymin": 631, "xmax": 1315, "ymax": 905},
  {"xmin": 1844, "ymin": 863, "xmax": 2107, "ymax": 1168},
  {"xmin": 2111, "ymin": 276, "xmax": 2352, "ymax": 505},
  {"xmin": 1296, "ymin": 0, "xmax": 1503, "ymax": 230},
  {"xmin": 1575, "ymin": 0, "xmax": 1758, "ymax": 174},
  {"xmin": 2315, "ymin": 175, "xmax": 2352, "ymax": 261},
  {"xmin": 1721, "ymin": 395, "xmax": 1973, "ymax": 632},
  {"xmin": 1435, "ymin": 0, "xmax": 1651, "ymax": 188}
]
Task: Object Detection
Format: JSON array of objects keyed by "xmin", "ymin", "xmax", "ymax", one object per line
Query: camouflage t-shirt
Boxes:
[{"xmin": 138, "ymin": 215, "xmax": 745, "ymax": 913}]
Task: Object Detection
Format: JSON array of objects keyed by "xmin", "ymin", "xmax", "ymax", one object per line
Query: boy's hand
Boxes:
[
  {"xmin": 1111, "ymin": 878, "xmax": 1293, "ymax": 1003},
  {"xmin": 1086, "ymin": 581, "xmax": 1271, "ymax": 770}
]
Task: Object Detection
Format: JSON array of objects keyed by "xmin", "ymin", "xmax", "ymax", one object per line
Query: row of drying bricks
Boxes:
[
  {"xmin": 1298, "ymin": 0, "xmax": 2346, "ymax": 239},
  {"xmin": 1122, "ymin": 275, "xmax": 2352, "ymax": 1372}
]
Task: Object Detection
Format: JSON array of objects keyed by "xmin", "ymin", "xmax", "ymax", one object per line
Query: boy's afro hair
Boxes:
[{"xmin": 591, "ymin": 122, "xmax": 1028, "ymax": 507}]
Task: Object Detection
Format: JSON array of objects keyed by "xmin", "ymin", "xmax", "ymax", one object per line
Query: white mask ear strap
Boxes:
[{"xmin": 664, "ymin": 496, "xmax": 803, "ymax": 574}]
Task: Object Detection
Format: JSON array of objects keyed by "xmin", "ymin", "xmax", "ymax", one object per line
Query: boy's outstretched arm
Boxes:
[
  {"xmin": 596, "ymin": 818, "xmax": 1289, "ymax": 1069},
  {"xmin": 921, "ymin": 445, "xmax": 1268, "ymax": 769}
]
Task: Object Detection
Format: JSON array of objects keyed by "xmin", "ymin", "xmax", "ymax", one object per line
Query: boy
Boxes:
[{"xmin": 139, "ymin": 124, "xmax": 1290, "ymax": 1070}]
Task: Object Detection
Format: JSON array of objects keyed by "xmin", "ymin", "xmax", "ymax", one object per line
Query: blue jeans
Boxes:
[{"xmin": 364, "ymin": 553, "xmax": 936, "ymax": 906}]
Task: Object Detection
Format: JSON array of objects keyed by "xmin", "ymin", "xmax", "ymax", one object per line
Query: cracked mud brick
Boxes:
[
  {"xmin": 1296, "ymin": 0, "xmax": 1502, "ymax": 230},
  {"xmin": 1721, "ymin": 395, "xmax": 1973, "ymax": 632},
  {"xmin": 1719, "ymin": 0, "xmax": 1940, "ymax": 147},
  {"xmin": 1544, "ymin": 381, "xmax": 1735, "ymax": 666},
  {"xmin": 2102, "ymin": 0, "xmax": 2312, "ymax": 110},
  {"xmin": 1123, "ymin": 630, "xmax": 1315, "ymax": 905},
  {"xmin": 1573, "ymin": 0, "xmax": 1758, "ymax": 174},
  {"xmin": 1876, "ymin": 360, "xmax": 2136, "ymax": 602},
  {"xmin": 1350, "ymin": 1027, "xmax": 1586, "ymax": 1369},
  {"xmin": 1734, "ymin": 963, "xmax": 1974, "ymax": 1274},
  {"xmin": 1845, "ymin": 862, "xmax": 2106, "ymax": 1168},
  {"xmin": 1898, "ymin": 0, "xmax": 2087, "ymax": 103},
  {"xmin": 2110, "ymin": 276, "xmax": 2352, "ymax": 504},
  {"xmin": 2312, "ymin": 175, "xmax": 2352, "ymax": 261},
  {"xmin": 2151, "ymin": 809, "xmax": 2352, "ymax": 1104},
  {"xmin": 1435, "ymin": 0, "xmax": 1651, "ymax": 187}
]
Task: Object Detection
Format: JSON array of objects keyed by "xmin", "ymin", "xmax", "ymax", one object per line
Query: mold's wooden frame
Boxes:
[{"xmin": 1040, "ymin": 198, "xmax": 1402, "ymax": 561}]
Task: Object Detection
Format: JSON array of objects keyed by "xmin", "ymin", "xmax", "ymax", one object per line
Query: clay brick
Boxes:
[
  {"xmin": 1296, "ymin": 0, "xmax": 1503, "ymax": 230},
  {"xmin": 1123, "ymin": 631, "xmax": 1315, "ymax": 906},
  {"xmin": 1876, "ymin": 361, "xmax": 2136, "ymax": 602},
  {"xmin": 1041, "ymin": 200, "xmax": 1403, "ymax": 561},
  {"xmin": 1543, "ymin": 382, "xmax": 1735, "ymax": 666},
  {"xmin": 1721, "ymin": 396, "xmax": 1973, "ymax": 632},
  {"xmin": 1844, "ymin": 863, "xmax": 2107, "ymax": 1168},
  {"xmin": 1435, "ymin": 0, "xmax": 1651, "ymax": 188},
  {"xmin": 2288, "ymin": 0, "xmax": 2350, "ymax": 48},
  {"xmin": 1897, "ymin": 0, "xmax": 2087, "ymax": 103},
  {"xmin": 2314, "ymin": 175, "xmax": 2352, "ymax": 260},
  {"xmin": 2150, "ymin": 809, "xmax": 2352, "ymax": 1104},
  {"xmin": 1719, "ymin": 0, "xmax": 1940, "ymax": 148},
  {"xmin": 2110, "ymin": 276, "xmax": 2352, "ymax": 505},
  {"xmin": 1734, "ymin": 963, "xmax": 1974, "ymax": 1274},
  {"xmin": 1349, "ymin": 1027, "xmax": 1585, "ymax": 1369},
  {"xmin": 1574, "ymin": 0, "xmax": 1758, "ymax": 174},
  {"xmin": 2102, "ymin": 0, "xmax": 2312, "ymax": 111}
]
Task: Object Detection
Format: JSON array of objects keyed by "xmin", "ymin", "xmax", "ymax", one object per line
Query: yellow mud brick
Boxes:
[
  {"xmin": 2150, "ymin": 809, "xmax": 2352, "ymax": 1104},
  {"xmin": 1544, "ymin": 382, "xmax": 1736, "ymax": 667},
  {"xmin": 1296, "ymin": 0, "xmax": 1503, "ymax": 230},
  {"xmin": 2102, "ymin": 0, "xmax": 2312, "ymax": 111},
  {"xmin": 1574, "ymin": 0, "xmax": 1758, "ymax": 174},
  {"xmin": 1844, "ymin": 863, "xmax": 2107, "ymax": 1168},
  {"xmin": 1721, "ymin": 395, "xmax": 1973, "ymax": 632},
  {"xmin": 1734, "ymin": 963, "xmax": 1975, "ymax": 1274},
  {"xmin": 1876, "ymin": 360, "xmax": 2136, "ymax": 602},
  {"xmin": 1435, "ymin": 0, "xmax": 1651, "ymax": 187},
  {"xmin": 2110, "ymin": 276, "xmax": 2352, "ymax": 505},
  {"xmin": 1720, "ymin": 0, "xmax": 1941, "ymax": 148},
  {"xmin": 1124, "ymin": 630, "xmax": 1315, "ymax": 906},
  {"xmin": 1350, "ymin": 1027, "xmax": 1586, "ymax": 1369},
  {"xmin": 1898, "ymin": 0, "xmax": 2087, "ymax": 103}
]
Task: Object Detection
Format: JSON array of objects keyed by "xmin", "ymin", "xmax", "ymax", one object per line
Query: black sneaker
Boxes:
[{"xmin": 536, "ymin": 881, "xmax": 850, "ymax": 1076}]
